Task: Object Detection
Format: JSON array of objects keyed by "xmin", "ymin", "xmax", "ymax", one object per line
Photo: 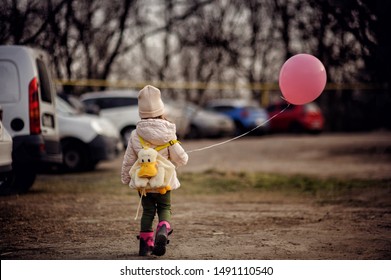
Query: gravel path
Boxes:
[{"xmin": 1, "ymin": 132, "xmax": 390, "ymax": 260}]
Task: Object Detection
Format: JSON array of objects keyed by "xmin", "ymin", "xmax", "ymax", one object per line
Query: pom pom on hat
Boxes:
[{"xmin": 138, "ymin": 85, "xmax": 165, "ymax": 118}]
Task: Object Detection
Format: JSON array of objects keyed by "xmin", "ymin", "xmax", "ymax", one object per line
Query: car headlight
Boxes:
[{"xmin": 91, "ymin": 120, "xmax": 104, "ymax": 135}]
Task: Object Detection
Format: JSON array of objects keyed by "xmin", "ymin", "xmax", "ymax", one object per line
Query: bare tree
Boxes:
[
  {"xmin": 67, "ymin": 0, "xmax": 134, "ymax": 81},
  {"xmin": 172, "ymin": 0, "xmax": 245, "ymax": 103},
  {"xmin": 1, "ymin": 0, "xmax": 387, "ymax": 94},
  {"xmin": 0, "ymin": 0, "xmax": 68, "ymax": 44}
]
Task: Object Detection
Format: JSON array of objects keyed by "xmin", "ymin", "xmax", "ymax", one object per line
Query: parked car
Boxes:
[
  {"xmin": 266, "ymin": 102, "xmax": 324, "ymax": 134},
  {"xmin": 159, "ymin": 99, "xmax": 190, "ymax": 139},
  {"xmin": 0, "ymin": 45, "xmax": 62, "ymax": 194},
  {"xmin": 184, "ymin": 102, "xmax": 235, "ymax": 138},
  {"xmin": 80, "ymin": 90, "xmax": 190, "ymax": 145},
  {"xmin": 0, "ymin": 106, "xmax": 13, "ymax": 195},
  {"xmin": 205, "ymin": 99, "xmax": 270, "ymax": 135},
  {"xmin": 57, "ymin": 92, "xmax": 90, "ymax": 114},
  {"xmin": 56, "ymin": 96, "xmax": 123, "ymax": 172}
]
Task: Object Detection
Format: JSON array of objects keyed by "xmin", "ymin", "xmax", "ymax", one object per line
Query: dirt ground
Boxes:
[{"xmin": 1, "ymin": 132, "xmax": 391, "ymax": 260}]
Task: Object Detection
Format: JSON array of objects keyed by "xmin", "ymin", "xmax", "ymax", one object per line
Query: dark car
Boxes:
[
  {"xmin": 267, "ymin": 102, "xmax": 324, "ymax": 134},
  {"xmin": 206, "ymin": 99, "xmax": 269, "ymax": 135}
]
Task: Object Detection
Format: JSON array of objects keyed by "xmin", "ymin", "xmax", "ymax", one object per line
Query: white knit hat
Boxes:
[{"xmin": 138, "ymin": 85, "xmax": 165, "ymax": 118}]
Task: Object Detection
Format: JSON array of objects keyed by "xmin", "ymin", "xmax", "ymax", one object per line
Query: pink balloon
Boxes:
[{"xmin": 279, "ymin": 54, "xmax": 327, "ymax": 105}]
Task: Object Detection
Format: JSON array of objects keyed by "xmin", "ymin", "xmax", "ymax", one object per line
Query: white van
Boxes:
[
  {"xmin": 0, "ymin": 45, "xmax": 62, "ymax": 194},
  {"xmin": 0, "ymin": 105, "xmax": 13, "ymax": 194}
]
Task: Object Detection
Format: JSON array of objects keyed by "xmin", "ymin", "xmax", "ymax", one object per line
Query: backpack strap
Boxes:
[
  {"xmin": 139, "ymin": 135, "xmax": 180, "ymax": 151},
  {"xmin": 138, "ymin": 135, "xmax": 149, "ymax": 149},
  {"xmin": 154, "ymin": 139, "xmax": 181, "ymax": 151}
]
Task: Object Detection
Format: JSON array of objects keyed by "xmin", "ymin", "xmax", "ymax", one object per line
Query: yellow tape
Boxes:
[{"xmin": 55, "ymin": 79, "xmax": 382, "ymax": 91}]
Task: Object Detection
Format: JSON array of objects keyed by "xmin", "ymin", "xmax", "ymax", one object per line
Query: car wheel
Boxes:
[
  {"xmin": 121, "ymin": 126, "xmax": 136, "ymax": 146},
  {"xmin": 187, "ymin": 125, "xmax": 200, "ymax": 139},
  {"xmin": 289, "ymin": 122, "xmax": 304, "ymax": 134},
  {"xmin": 84, "ymin": 160, "xmax": 99, "ymax": 171},
  {"xmin": 309, "ymin": 129, "xmax": 322, "ymax": 135},
  {"xmin": 62, "ymin": 141, "xmax": 88, "ymax": 172},
  {"xmin": 234, "ymin": 121, "xmax": 246, "ymax": 135}
]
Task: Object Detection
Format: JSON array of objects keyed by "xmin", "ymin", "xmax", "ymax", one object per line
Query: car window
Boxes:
[
  {"xmin": 0, "ymin": 61, "xmax": 20, "ymax": 103},
  {"xmin": 212, "ymin": 105, "xmax": 234, "ymax": 112},
  {"xmin": 82, "ymin": 99, "xmax": 97, "ymax": 107},
  {"xmin": 95, "ymin": 97, "xmax": 138, "ymax": 109},
  {"xmin": 244, "ymin": 105, "xmax": 260, "ymax": 111},
  {"xmin": 268, "ymin": 104, "xmax": 294, "ymax": 112},
  {"xmin": 36, "ymin": 58, "xmax": 53, "ymax": 103}
]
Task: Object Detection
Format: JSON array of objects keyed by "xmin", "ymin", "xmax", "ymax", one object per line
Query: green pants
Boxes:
[{"xmin": 140, "ymin": 191, "xmax": 171, "ymax": 232}]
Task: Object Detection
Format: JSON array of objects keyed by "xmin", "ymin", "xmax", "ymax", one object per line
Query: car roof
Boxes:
[
  {"xmin": 206, "ymin": 99, "xmax": 259, "ymax": 108},
  {"xmin": 80, "ymin": 90, "xmax": 138, "ymax": 100}
]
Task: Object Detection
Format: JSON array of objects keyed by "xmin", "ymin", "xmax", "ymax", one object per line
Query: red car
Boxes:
[{"xmin": 267, "ymin": 102, "xmax": 324, "ymax": 134}]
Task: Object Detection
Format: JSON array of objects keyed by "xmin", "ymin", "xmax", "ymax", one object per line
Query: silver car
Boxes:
[
  {"xmin": 80, "ymin": 90, "xmax": 190, "ymax": 145},
  {"xmin": 184, "ymin": 103, "xmax": 235, "ymax": 139}
]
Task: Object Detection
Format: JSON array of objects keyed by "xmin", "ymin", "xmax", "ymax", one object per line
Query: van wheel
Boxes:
[
  {"xmin": 0, "ymin": 165, "xmax": 36, "ymax": 195},
  {"xmin": 0, "ymin": 171, "xmax": 14, "ymax": 195},
  {"xmin": 62, "ymin": 142, "xmax": 88, "ymax": 172},
  {"xmin": 14, "ymin": 168, "xmax": 36, "ymax": 193}
]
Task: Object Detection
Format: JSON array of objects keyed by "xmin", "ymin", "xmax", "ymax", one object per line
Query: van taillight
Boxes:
[{"xmin": 29, "ymin": 77, "xmax": 41, "ymax": 134}]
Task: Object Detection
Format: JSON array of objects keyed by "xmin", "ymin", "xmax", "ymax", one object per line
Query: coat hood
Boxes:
[{"xmin": 136, "ymin": 119, "xmax": 177, "ymax": 145}]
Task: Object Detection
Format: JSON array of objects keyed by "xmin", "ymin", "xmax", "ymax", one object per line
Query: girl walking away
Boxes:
[{"xmin": 121, "ymin": 85, "xmax": 189, "ymax": 256}]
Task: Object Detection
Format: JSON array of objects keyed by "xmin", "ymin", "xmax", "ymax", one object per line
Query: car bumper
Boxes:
[
  {"xmin": 0, "ymin": 163, "xmax": 12, "ymax": 172},
  {"xmin": 88, "ymin": 135, "xmax": 123, "ymax": 162},
  {"xmin": 243, "ymin": 119, "xmax": 270, "ymax": 133},
  {"xmin": 212, "ymin": 126, "xmax": 234, "ymax": 137},
  {"xmin": 0, "ymin": 145, "xmax": 12, "ymax": 172},
  {"xmin": 12, "ymin": 135, "xmax": 63, "ymax": 165},
  {"xmin": 301, "ymin": 117, "xmax": 324, "ymax": 131}
]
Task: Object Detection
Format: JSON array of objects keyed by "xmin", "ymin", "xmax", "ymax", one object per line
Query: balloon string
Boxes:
[
  {"xmin": 134, "ymin": 189, "xmax": 146, "ymax": 220},
  {"xmin": 186, "ymin": 102, "xmax": 290, "ymax": 154}
]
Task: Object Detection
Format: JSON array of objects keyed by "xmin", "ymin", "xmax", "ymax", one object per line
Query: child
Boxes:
[{"xmin": 121, "ymin": 85, "xmax": 189, "ymax": 256}]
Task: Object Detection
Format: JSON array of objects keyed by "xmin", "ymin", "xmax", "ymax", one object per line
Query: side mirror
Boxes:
[{"xmin": 85, "ymin": 104, "xmax": 100, "ymax": 115}]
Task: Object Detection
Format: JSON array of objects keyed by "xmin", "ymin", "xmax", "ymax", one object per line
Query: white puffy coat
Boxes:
[{"xmin": 121, "ymin": 119, "xmax": 189, "ymax": 190}]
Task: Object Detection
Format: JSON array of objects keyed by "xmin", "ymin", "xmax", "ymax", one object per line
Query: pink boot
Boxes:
[
  {"xmin": 137, "ymin": 231, "xmax": 154, "ymax": 256},
  {"xmin": 152, "ymin": 221, "xmax": 172, "ymax": 256}
]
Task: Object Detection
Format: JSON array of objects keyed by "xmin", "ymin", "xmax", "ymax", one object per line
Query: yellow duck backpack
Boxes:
[{"xmin": 129, "ymin": 136, "xmax": 178, "ymax": 219}]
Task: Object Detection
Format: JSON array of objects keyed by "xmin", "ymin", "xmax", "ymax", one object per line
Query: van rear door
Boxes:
[{"xmin": 34, "ymin": 52, "xmax": 62, "ymax": 162}]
